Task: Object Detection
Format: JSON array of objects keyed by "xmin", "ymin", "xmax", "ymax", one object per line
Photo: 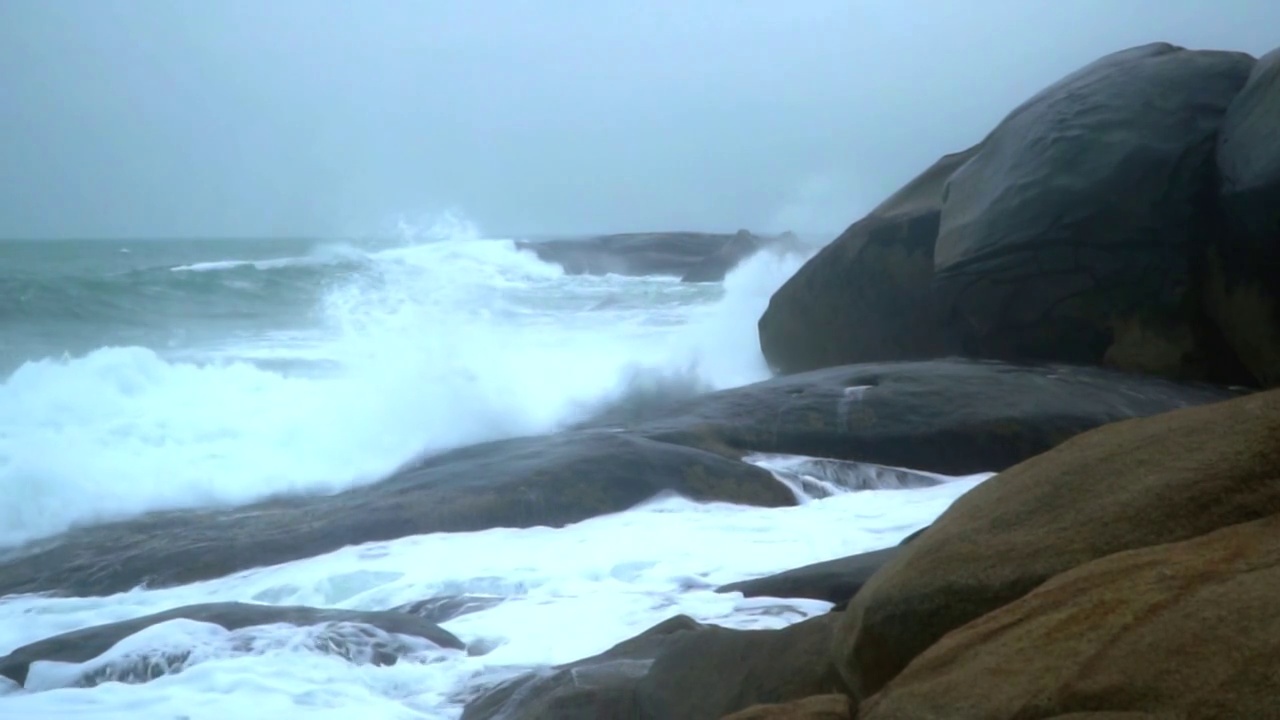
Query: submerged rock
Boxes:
[
  {"xmin": 460, "ymin": 613, "xmax": 841, "ymax": 720},
  {"xmin": 393, "ymin": 594, "xmax": 505, "ymax": 624},
  {"xmin": 834, "ymin": 388, "xmax": 1280, "ymax": 703},
  {"xmin": 0, "ymin": 602, "xmax": 464, "ymax": 688}
]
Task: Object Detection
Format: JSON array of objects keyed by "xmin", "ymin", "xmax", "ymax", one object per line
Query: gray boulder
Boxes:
[
  {"xmin": 1211, "ymin": 47, "xmax": 1280, "ymax": 386},
  {"xmin": 933, "ymin": 42, "xmax": 1255, "ymax": 383}
]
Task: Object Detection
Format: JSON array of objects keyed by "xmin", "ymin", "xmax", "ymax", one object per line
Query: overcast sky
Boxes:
[{"xmin": 2, "ymin": 1, "xmax": 1278, "ymax": 239}]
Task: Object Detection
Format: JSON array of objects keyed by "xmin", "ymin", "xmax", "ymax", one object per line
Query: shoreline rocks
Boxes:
[
  {"xmin": 0, "ymin": 358, "xmax": 1240, "ymax": 600},
  {"xmin": 834, "ymin": 387, "xmax": 1280, "ymax": 704},
  {"xmin": 759, "ymin": 42, "xmax": 1280, "ymax": 389}
]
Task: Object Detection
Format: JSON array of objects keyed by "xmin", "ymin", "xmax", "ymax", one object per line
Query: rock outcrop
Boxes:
[
  {"xmin": 860, "ymin": 514, "xmax": 1280, "ymax": 719},
  {"xmin": 592, "ymin": 358, "xmax": 1242, "ymax": 476},
  {"xmin": 716, "ymin": 546, "xmax": 900, "ymax": 611},
  {"xmin": 759, "ymin": 42, "xmax": 1280, "ymax": 389},
  {"xmin": 1210, "ymin": 47, "xmax": 1280, "ymax": 387},
  {"xmin": 933, "ymin": 43, "xmax": 1253, "ymax": 382},
  {"xmin": 0, "ymin": 431, "xmax": 794, "ymax": 598},
  {"xmin": 833, "ymin": 388, "xmax": 1280, "ymax": 703},
  {"xmin": 461, "ymin": 613, "xmax": 841, "ymax": 720},
  {"xmin": 757, "ymin": 146, "xmax": 980, "ymax": 373},
  {"xmin": 515, "ymin": 230, "xmax": 782, "ymax": 281},
  {"xmin": 0, "ymin": 359, "xmax": 1236, "ymax": 599}
]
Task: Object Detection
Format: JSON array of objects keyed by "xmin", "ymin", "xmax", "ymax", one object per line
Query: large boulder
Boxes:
[
  {"xmin": 0, "ymin": 602, "xmax": 464, "ymax": 688},
  {"xmin": 833, "ymin": 388, "xmax": 1280, "ymax": 702},
  {"xmin": 515, "ymin": 230, "xmax": 777, "ymax": 279},
  {"xmin": 460, "ymin": 613, "xmax": 841, "ymax": 720},
  {"xmin": 0, "ymin": 431, "xmax": 793, "ymax": 599},
  {"xmin": 598, "ymin": 358, "xmax": 1242, "ymax": 476},
  {"xmin": 859, "ymin": 514, "xmax": 1280, "ymax": 719},
  {"xmin": 933, "ymin": 43, "xmax": 1255, "ymax": 383},
  {"xmin": 757, "ymin": 146, "xmax": 981, "ymax": 374},
  {"xmin": 1210, "ymin": 47, "xmax": 1280, "ymax": 386}
]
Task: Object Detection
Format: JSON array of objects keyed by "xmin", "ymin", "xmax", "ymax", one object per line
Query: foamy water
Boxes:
[
  {"xmin": 0, "ymin": 475, "xmax": 987, "ymax": 719},
  {"xmin": 0, "ymin": 221, "xmax": 990, "ymax": 719},
  {"xmin": 0, "ymin": 224, "xmax": 811, "ymax": 546}
]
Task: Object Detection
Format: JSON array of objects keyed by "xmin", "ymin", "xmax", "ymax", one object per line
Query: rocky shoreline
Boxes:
[{"xmin": 3, "ymin": 39, "xmax": 1278, "ymax": 719}]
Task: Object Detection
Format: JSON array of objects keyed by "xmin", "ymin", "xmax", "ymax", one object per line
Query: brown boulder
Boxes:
[
  {"xmin": 833, "ymin": 388, "xmax": 1280, "ymax": 701},
  {"xmin": 757, "ymin": 145, "xmax": 981, "ymax": 374},
  {"xmin": 721, "ymin": 694, "xmax": 852, "ymax": 719},
  {"xmin": 859, "ymin": 514, "xmax": 1280, "ymax": 719}
]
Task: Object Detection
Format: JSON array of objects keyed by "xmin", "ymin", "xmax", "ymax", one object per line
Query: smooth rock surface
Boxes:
[
  {"xmin": 0, "ymin": 360, "xmax": 1241, "ymax": 600},
  {"xmin": 933, "ymin": 43, "xmax": 1254, "ymax": 383},
  {"xmin": 598, "ymin": 358, "xmax": 1243, "ymax": 476},
  {"xmin": 834, "ymin": 388, "xmax": 1280, "ymax": 702},
  {"xmin": 716, "ymin": 547, "xmax": 900, "ymax": 611},
  {"xmin": 860, "ymin": 514, "xmax": 1280, "ymax": 720},
  {"xmin": 1211, "ymin": 46, "xmax": 1280, "ymax": 387},
  {"xmin": 461, "ymin": 613, "xmax": 841, "ymax": 720},
  {"xmin": 757, "ymin": 146, "xmax": 980, "ymax": 373},
  {"xmin": 0, "ymin": 432, "xmax": 793, "ymax": 598}
]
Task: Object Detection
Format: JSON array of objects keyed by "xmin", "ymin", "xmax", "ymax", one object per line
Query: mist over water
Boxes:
[{"xmin": 0, "ymin": 217, "xmax": 818, "ymax": 547}]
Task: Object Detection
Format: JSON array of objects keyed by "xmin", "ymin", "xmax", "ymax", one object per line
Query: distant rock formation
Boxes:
[{"xmin": 514, "ymin": 229, "xmax": 793, "ymax": 282}]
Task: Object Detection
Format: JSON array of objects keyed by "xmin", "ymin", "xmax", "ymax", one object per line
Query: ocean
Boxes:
[{"xmin": 0, "ymin": 220, "xmax": 987, "ymax": 719}]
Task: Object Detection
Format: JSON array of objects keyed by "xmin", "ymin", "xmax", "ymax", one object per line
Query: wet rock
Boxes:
[
  {"xmin": 933, "ymin": 43, "xmax": 1254, "ymax": 383},
  {"xmin": 758, "ymin": 146, "xmax": 980, "ymax": 373},
  {"xmin": 1210, "ymin": 47, "xmax": 1280, "ymax": 387},
  {"xmin": 461, "ymin": 613, "xmax": 841, "ymax": 720},
  {"xmin": 834, "ymin": 388, "xmax": 1280, "ymax": 702},
  {"xmin": 598, "ymin": 358, "xmax": 1242, "ymax": 476},
  {"xmin": 0, "ymin": 360, "xmax": 1239, "ymax": 600},
  {"xmin": 716, "ymin": 546, "xmax": 900, "ymax": 611},
  {"xmin": 0, "ymin": 432, "xmax": 793, "ymax": 598},
  {"xmin": 860, "ymin": 514, "xmax": 1280, "ymax": 719},
  {"xmin": 0, "ymin": 602, "xmax": 464, "ymax": 688}
]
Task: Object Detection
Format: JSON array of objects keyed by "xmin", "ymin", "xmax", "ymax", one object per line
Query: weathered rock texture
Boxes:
[
  {"xmin": 834, "ymin": 388, "xmax": 1280, "ymax": 704},
  {"xmin": 760, "ymin": 42, "xmax": 1280, "ymax": 389}
]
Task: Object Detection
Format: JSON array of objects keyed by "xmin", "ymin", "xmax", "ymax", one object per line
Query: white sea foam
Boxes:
[
  {"xmin": 0, "ymin": 220, "xmax": 817, "ymax": 547},
  {"xmin": 0, "ymin": 471, "xmax": 988, "ymax": 719}
]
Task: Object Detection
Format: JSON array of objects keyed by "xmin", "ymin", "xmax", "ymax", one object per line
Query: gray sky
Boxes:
[{"xmin": 2, "ymin": 1, "xmax": 1278, "ymax": 239}]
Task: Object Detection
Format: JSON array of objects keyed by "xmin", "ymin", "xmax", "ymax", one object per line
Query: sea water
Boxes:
[{"xmin": 0, "ymin": 219, "xmax": 988, "ymax": 718}]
